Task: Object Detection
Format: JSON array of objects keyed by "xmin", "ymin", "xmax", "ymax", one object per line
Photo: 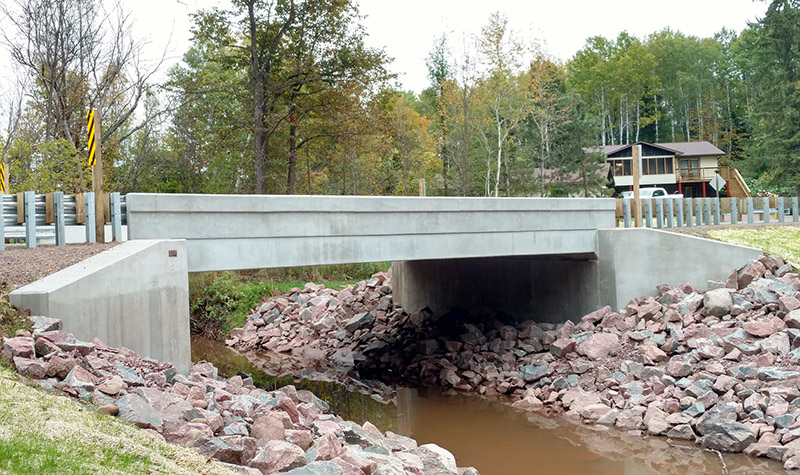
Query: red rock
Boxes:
[
  {"xmin": 45, "ymin": 356, "xmax": 76, "ymax": 379},
  {"xmin": 286, "ymin": 429, "xmax": 313, "ymax": 450},
  {"xmin": 549, "ymin": 338, "xmax": 575, "ymax": 357},
  {"xmin": 331, "ymin": 457, "xmax": 365, "ymax": 475},
  {"xmin": 666, "ymin": 358, "xmax": 693, "ymax": 378},
  {"xmin": 277, "ymin": 397, "xmax": 300, "ymax": 424},
  {"xmin": 33, "ymin": 337, "xmax": 60, "ymax": 357},
  {"xmin": 576, "ymin": 333, "xmax": 620, "ymax": 360},
  {"xmin": 36, "ymin": 330, "xmax": 72, "ymax": 344},
  {"xmin": 512, "ymin": 394, "xmax": 544, "ymax": 412},
  {"xmin": 13, "ymin": 356, "xmax": 46, "ymax": 379},
  {"xmin": 786, "ymin": 309, "xmax": 800, "ymax": 329},
  {"xmin": 137, "ymin": 387, "xmax": 192, "ymax": 433},
  {"xmin": 582, "ymin": 306, "xmax": 612, "ymax": 324},
  {"xmin": 3, "ymin": 337, "xmax": 35, "ymax": 358},
  {"xmin": 637, "ymin": 300, "xmax": 662, "ymax": 320},
  {"xmin": 639, "ymin": 343, "xmax": 668, "ymax": 363},
  {"xmin": 743, "ymin": 316, "xmax": 786, "ymax": 337},
  {"xmin": 738, "ymin": 260, "xmax": 767, "ymax": 289},
  {"xmin": 309, "ymin": 432, "xmax": 345, "ymax": 462},
  {"xmin": 249, "ymin": 440, "xmax": 306, "ymax": 473},
  {"xmin": 251, "ymin": 414, "xmax": 285, "ymax": 442},
  {"xmin": 64, "ymin": 365, "xmax": 98, "ymax": 390}
]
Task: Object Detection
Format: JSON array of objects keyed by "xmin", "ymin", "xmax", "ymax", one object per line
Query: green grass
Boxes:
[
  {"xmin": 705, "ymin": 226, "xmax": 800, "ymax": 266},
  {"xmin": 0, "ymin": 366, "xmax": 234, "ymax": 475},
  {"xmin": 189, "ymin": 262, "xmax": 390, "ymax": 339}
]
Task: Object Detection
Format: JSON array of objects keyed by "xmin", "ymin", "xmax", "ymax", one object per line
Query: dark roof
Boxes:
[
  {"xmin": 596, "ymin": 141, "xmax": 725, "ymax": 157},
  {"xmin": 657, "ymin": 141, "xmax": 725, "ymax": 157}
]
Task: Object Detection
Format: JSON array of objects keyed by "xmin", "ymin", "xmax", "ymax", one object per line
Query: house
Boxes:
[{"xmin": 600, "ymin": 141, "xmax": 751, "ymax": 198}]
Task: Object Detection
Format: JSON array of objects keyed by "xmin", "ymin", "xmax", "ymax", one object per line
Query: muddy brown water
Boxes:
[{"xmin": 191, "ymin": 335, "xmax": 785, "ymax": 475}]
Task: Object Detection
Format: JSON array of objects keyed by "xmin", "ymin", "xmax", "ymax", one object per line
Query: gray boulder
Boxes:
[
  {"xmin": 703, "ymin": 288, "xmax": 733, "ymax": 317},
  {"xmin": 700, "ymin": 419, "xmax": 755, "ymax": 452}
]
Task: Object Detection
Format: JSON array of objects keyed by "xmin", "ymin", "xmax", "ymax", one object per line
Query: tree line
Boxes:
[{"xmin": 1, "ymin": 0, "xmax": 798, "ymax": 197}]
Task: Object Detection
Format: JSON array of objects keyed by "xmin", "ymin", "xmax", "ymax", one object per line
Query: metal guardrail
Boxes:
[
  {"xmin": 617, "ymin": 196, "xmax": 800, "ymax": 229},
  {"xmin": 1, "ymin": 192, "xmax": 126, "ymax": 249}
]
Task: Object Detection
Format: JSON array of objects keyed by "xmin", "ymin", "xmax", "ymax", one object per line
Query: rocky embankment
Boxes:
[
  {"xmin": 228, "ymin": 254, "xmax": 800, "ymax": 470},
  {"xmin": 1, "ymin": 320, "xmax": 473, "ymax": 475}
]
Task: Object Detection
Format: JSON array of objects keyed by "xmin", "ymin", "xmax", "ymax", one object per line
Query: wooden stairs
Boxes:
[{"xmin": 721, "ymin": 167, "xmax": 751, "ymax": 198}]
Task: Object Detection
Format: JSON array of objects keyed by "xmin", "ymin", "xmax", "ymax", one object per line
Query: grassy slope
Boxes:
[
  {"xmin": 0, "ymin": 366, "xmax": 234, "ymax": 475},
  {"xmin": 705, "ymin": 226, "xmax": 800, "ymax": 267}
]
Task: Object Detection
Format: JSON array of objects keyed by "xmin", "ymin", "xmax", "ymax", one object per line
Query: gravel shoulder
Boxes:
[{"xmin": 0, "ymin": 243, "xmax": 117, "ymax": 291}]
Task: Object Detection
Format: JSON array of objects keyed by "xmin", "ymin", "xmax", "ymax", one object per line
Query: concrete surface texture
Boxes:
[
  {"xmin": 597, "ymin": 228, "xmax": 763, "ymax": 310},
  {"xmin": 126, "ymin": 193, "xmax": 617, "ymax": 272},
  {"xmin": 394, "ymin": 228, "xmax": 762, "ymax": 322},
  {"xmin": 393, "ymin": 255, "xmax": 602, "ymax": 323},
  {"xmin": 9, "ymin": 239, "xmax": 190, "ymax": 373}
]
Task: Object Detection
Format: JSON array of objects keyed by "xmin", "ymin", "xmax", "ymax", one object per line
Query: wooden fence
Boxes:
[
  {"xmin": 1, "ymin": 192, "xmax": 125, "ymax": 250},
  {"xmin": 616, "ymin": 196, "xmax": 800, "ymax": 229}
]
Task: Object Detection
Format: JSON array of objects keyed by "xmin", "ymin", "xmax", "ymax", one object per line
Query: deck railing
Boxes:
[
  {"xmin": 1, "ymin": 191, "xmax": 126, "ymax": 250},
  {"xmin": 615, "ymin": 196, "xmax": 800, "ymax": 229},
  {"xmin": 675, "ymin": 165, "xmax": 734, "ymax": 182}
]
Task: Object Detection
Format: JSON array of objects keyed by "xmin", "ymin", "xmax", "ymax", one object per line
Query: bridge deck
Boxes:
[{"xmin": 126, "ymin": 194, "xmax": 616, "ymax": 272}]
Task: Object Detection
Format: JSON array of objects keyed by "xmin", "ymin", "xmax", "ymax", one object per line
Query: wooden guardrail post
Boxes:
[
  {"xmin": 54, "ymin": 191, "xmax": 65, "ymax": 246},
  {"xmin": 778, "ymin": 197, "xmax": 785, "ymax": 222},
  {"xmin": 731, "ymin": 197, "xmax": 738, "ymax": 225},
  {"xmin": 75, "ymin": 192, "xmax": 85, "ymax": 224},
  {"xmin": 763, "ymin": 197, "xmax": 770, "ymax": 223},
  {"xmin": 45, "ymin": 192, "xmax": 55, "ymax": 223},
  {"xmin": 16, "ymin": 192, "xmax": 24, "ymax": 224},
  {"xmin": 644, "ymin": 199, "xmax": 652, "ymax": 228},
  {"xmin": 84, "ymin": 192, "xmax": 96, "ymax": 243},
  {"xmin": 793, "ymin": 197, "xmax": 799, "ymax": 223},
  {"xmin": 24, "ymin": 191, "xmax": 36, "ymax": 248},
  {"xmin": 676, "ymin": 198, "xmax": 684, "ymax": 227},
  {"xmin": 713, "ymin": 197, "xmax": 721, "ymax": 225}
]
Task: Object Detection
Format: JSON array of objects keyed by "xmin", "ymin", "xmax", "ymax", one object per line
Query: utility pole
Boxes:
[
  {"xmin": 632, "ymin": 144, "xmax": 641, "ymax": 227},
  {"xmin": 88, "ymin": 109, "xmax": 105, "ymax": 242}
]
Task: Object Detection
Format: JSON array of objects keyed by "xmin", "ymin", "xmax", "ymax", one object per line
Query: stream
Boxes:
[{"xmin": 191, "ymin": 335, "xmax": 786, "ymax": 475}]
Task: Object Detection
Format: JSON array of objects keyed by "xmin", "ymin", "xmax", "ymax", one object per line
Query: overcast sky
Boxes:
[{"xmin": 0, "ymin": 0, "xmax": 769, "ymax": 107}]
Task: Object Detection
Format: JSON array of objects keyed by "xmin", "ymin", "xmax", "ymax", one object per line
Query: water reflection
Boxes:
[
  {"xmin": 191, "ymin": 336, "xmax": 785, "ymax": 475},
  {"xmin": 396, "ymin": 388, "xmax": 784, "ymax": 475}
]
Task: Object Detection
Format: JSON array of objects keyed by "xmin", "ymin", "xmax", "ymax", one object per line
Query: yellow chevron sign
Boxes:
[
  {"xmin": 87, "ymin": 109, "xmax": 96, "ymax": 166},
  {"xmin": 0, "ymin": 163, "xmax": 7, "ymax": 194}
]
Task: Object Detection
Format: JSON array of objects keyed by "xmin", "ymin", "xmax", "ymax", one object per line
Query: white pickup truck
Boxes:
[{"xmin": 620, "ymin": 187, "xmax": 683, "ymax": 199}]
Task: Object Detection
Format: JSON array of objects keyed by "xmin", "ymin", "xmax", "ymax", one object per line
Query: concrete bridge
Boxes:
[{"xmin": 10, "ymin": 193, "xmax": 762, "ymax": 373}]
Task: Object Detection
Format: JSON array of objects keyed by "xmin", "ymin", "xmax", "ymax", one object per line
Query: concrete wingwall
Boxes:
[
  {"xmin": 126, "ymin": 193, "xmax": 616, "ymax": 272},
  {"xmin": 597, "ymin": 228, "xmax": 763, "ymax": 310},
  {"xmin": 9, "ymin": 240, "xmax": 190, "ymax": 373}
]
